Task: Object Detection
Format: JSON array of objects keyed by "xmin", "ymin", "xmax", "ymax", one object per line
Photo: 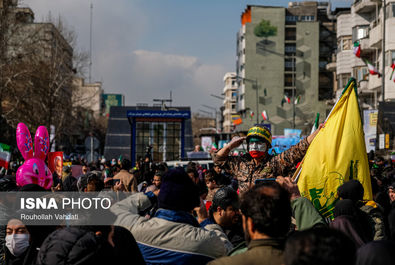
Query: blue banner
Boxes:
[{"xmin": 127, "ymin": 110, "xmax": 191, "ymax": 119}]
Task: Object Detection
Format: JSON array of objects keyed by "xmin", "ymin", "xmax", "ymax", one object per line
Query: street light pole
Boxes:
[
  {"xmin": 255, "ymin": 79, "xmax": 259, "ymax": 124},
  {"xmin": 292, "ymin": 55, "xmax": 296, "ymax": 128}
]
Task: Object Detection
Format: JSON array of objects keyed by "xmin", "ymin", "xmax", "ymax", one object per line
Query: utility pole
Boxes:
[
  {"xmin": 89, "ymin": 2, "xmax": 93, "ymax": 83},
  {"xmin": 381, "ymin": 0, "xmax": 386, "ymax": 102}
]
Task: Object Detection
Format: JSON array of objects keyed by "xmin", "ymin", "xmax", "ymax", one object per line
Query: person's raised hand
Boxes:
[
  {"xmin": 276, "ymin": 176, "xmax": 301, "ymax": 201},
  {"xmin": 307, "ymin": 123, "xmax": 324, "ymax": 144},
  {"xmin": 227, "ymin": 136, "xmax": 246, "ymax": 150}
]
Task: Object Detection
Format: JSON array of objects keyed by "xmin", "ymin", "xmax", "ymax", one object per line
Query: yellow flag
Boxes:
[{"xmin": 297, "ymin": 78, "xmax": 372, "ymax": 219}]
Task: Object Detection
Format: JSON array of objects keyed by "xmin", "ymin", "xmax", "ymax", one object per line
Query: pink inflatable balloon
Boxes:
[
  {"xmin": 34, "ymin": 126, "xmax": 49, "ymax": 160},
  {"xmin": 15, "ymin": 123, "xmax": 53, "ymax": 190},
  {"xmin": 16, "ymin": 123, "xmax": 33, "ymax": 161}
]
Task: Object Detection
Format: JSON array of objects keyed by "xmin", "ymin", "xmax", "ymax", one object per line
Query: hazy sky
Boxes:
[{"xmin": 23, "ymin": 0, "xmax": 352, "ymax": 113}]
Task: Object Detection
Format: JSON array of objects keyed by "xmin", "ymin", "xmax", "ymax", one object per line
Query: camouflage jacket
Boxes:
[{"xmin": 212, "ymin": 138, "xmax": 310, "ymax": 193}]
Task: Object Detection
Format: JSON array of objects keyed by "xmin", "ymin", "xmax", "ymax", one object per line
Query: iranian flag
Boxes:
[
  {"xmin": 364, "ymin": 59, "xmax": 381, "ymax": 77},
  {"xmin": 353, "ymin": 41, "xmax": 361, "ymax": 58},
  {"xmin": 310, "ymin": 113, "xmax": 320, "ymax": 135},
  {"xmin": 294, "ymin": 95, "xmax": 301, "ymax": 104},
  {"xmin": 390, "ymin": 63, "xmax": 395, "ymax": 83},
  {"xmin": 0, "ymin": 143, "xmax": 11, "ymax": 169},
  {"xmin": 284, "ymin": 95, "xmax": 291, "ymax": 104},
  {"xmin": 261, "ymin": 110, "xmax": 268, "ymax": 121},
  {"xmin": 250, "ymin": 111, "xmax": 254, "ymax": 120}
]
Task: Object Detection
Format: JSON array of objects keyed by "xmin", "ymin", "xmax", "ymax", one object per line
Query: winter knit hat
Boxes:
[
  {"xmin": 158, "ymin": 167, "xmax": 200, "ymax": 212},
  {"xmin": 337, "ymin": 180, "xmax": 364, "ymax": 203}
]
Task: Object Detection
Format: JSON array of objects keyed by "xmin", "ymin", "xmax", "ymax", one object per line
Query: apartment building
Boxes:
[
  {"xmin": 222, "ymin": 72, "xmax": 238, "ymax": 132},
  {"xmin": 236, "ymin": 2, "xmax": 338, "ymax": 135},
  {"xmin": 331, "ymin": 0, "xmax": 395, "ymax": 109}
]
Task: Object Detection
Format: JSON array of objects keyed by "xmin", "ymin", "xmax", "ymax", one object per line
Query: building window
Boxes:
[
  {"xmin": 352, "ymin": 25, "xmax": 369, "ymax": 42},
  {"xmin": 353, "ymin": 66, "xmax": 369, "ymax": 83},
  {"xmin": 285, "ymin": 58, "xmax": 295, "ymax": 71},
  {"xmin": 301, "ymin": 16, "xmax": 314, "ymax": 21},
  {"xmin": 284, "ymin": 74, "xmax": 293, "ymax": 87},
  {"xmin": 285, "ymin": 44, "xmax": 296, "ymax": 53},
  {"xmin": 285, "ymin": 28, "xmax": 296, "ymax": 41},
  {"xmin": 338, "ymin": 73, "xmax": 351, "ymax": 89},
  {"xmin": 284, "ymin": 89, "xmax": 295, "ymax": 97},
  {"xmin": 337, "ymin": 36, "xmax": 352, "ymax": 52},
  {"xmin": 319, "ymin": 61, "xmax": 327, "ymax": 69},
  {"xmin": 286, "ymin": 15, "xmax": 298, "ymax": 22},
  {"xmin": 231, "ymin": 104, "xmax": 236, "ymax": 111},
  {"xmin": 136, "ymin": 122, "xmax": 181, "ymax": 162},
  {"xmin": 386, "ymin": 3, "xmax": 395, "ymax": 18},
  {"xmin": 385, "ymin": 50, "xmax": 395, "ymax": 65}
]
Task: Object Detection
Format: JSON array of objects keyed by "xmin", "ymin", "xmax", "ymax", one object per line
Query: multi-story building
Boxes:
[
  {"xmin": 222, "ymin": 72, "xmax": 238, "ymax": 132},
  {"xmin": 330, "ymin": 0, "xmax": 395, "ymax": 108},
  {"xmin": 236, "ymin": 1, "xmax": 338, "ymax": 135}
]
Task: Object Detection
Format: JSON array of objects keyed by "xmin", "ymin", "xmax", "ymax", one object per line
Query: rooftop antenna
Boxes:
[
  {"xmin": 89, "ymin": 2, "xmax": 93, "ymax": 83},
  {"xmin": 153, "ymin": 97, "xmax": 172, "ymax": 110}
]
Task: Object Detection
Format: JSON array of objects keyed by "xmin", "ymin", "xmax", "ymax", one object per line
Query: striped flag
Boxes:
[
  {"xmin": 284, "ymin": 95, "xmax": 291, "ymax": 104},
  {"xmin": 0, "ymin": 143, "xmax": 11, "ymax": 169},
  {"xmin": 364, "ymin": 59, "xmax": 381, "ymax": 77},
  {"xmin": 390, "ymin": 63, "xmax": 395, "ymax": 83},
  {"xmin": 250, "ymin": 111, "xmax": 254, "ymax": 120},
  {"xmin": 294, "ymin": 95, "xmax": 301, "ymax": 104},
  {"xmin": 261, "ymin": 110, "xmax": 268, "ymax": 121},
  {"xmin": 353, "ymin": 41, "xmax": 361, "ymax": 58},
  {"xmin": 310, "ymin": 113, "xmax": 320, "ymax": 135}
]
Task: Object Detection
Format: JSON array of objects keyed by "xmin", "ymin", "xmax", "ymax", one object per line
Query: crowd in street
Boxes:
[{"xmin": 0, "ymin": 124, "xmax": 395, "ymax": 265}]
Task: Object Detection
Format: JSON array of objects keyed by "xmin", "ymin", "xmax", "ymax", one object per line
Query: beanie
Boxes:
[
  {"xmin": 158, "ymin": 167, "xmax": 200, "ymax": 212},
  {"xmin": 337, "ymin": 180, "xmax": 364, "ymax": 203}
]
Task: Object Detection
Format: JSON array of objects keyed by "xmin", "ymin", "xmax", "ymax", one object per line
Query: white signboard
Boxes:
[
  {"xmin": 379, "ymin": 134, "xmax": 385, "ymax": 150},
  {"xmin": 363, "ymin": 110, "xmax": 378, "ymax": 152}
]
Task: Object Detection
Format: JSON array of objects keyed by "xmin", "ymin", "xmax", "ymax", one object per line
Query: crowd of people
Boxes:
[{"xmin": 0, "ymin": 123, "xmax": 395, "ymax": 264}]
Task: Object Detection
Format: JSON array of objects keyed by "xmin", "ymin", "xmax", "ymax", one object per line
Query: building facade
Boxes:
[
  {"xmin": 104, "ymin": 106, "xmax": 193, "ymax": 165},
  {"xmin": 331, "ymin": 0, "xmax": 395, "ymax": 108},
  {"xmin": 236, "ymin": 2, "xmax": 337, "ymax": 135},
  {"xmin": 222, "ymin": 72, "xmax": 238, "ymax": 132}
]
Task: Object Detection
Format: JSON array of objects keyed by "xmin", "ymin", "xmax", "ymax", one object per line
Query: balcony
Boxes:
[
  {"xmin": 359, "ymin": 38, "xmax": 373, "ymax": 52},
  {"xmin": 369, "ymin": 24, "xmax": 382, "ymax": 48},
  {"xmin": 368, "ymin": 74, "xmax": 381, "ymax": 90},
  {"xmin": 326, "ymin": 54, "xmax": 337, "ymax": 72},
  {"xmin": 353, "ymin": 0, "xmax": 381, "ymax": 14}
]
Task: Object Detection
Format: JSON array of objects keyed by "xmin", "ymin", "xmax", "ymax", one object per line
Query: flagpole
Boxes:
[{"xmin": 324, "ymin": 79, "xmax": 355, "ymax": 123}]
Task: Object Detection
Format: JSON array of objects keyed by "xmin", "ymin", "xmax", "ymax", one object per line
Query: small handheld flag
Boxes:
[
  {"xmin": 353, "ymin": 41, "xmax": 361, "ymax": 58},
  {"xmin": 261, "ymin": 110, "xmax": 268, "ymax": 121},
  {"xmin": 390, "ymin": 63, "xmax": 395, "ymax": 83}
]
